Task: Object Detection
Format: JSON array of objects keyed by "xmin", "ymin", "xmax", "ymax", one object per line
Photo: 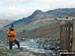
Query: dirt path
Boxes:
[
  {"xmin": 0, "ymin": 52, "xmax": 58, "ymax": 56},
  {"xmin": 0, "ymin": 52, "xmax": 36, "ymax": 56}
]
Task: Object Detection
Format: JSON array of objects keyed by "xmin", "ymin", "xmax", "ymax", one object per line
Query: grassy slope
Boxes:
[
  {"xmin": 0, "ymin": 21, "xmax": 56, "ymax": 38},
  {"xmin": 0, "ymin": 21, "xmax": 60, "ymax": 39},
  {"xmin": 16, "ymin": 21, "xmax": 53, "ymax": 32},
  {"xmin": 0, "ymin": 49, "xmax": 34, "ymax": 56},
  {"xmin": 16, "ymin": 21, "xmax": 60, "ymax": 38},
  {"xmin": 0, "ymin": 49, "xmax": 20, "ymax": 56},
  {"xmin": 0, "ymin": 49, "xmax": 56, "ymax": 56}
]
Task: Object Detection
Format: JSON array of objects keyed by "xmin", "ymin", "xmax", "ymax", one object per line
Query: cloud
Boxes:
[
  {"xmin": 0, "ymin": 0, "xmax": 75, "ymax": 19},
  {"xmin": 0, "ymin": 7, "xmax": 27, "ymax": 20},
  {"xmin": 32, "ymin": 0, "xmax": 75, "ymax": 9},
  {"xmin": 0, "ymin": 6, "xmax": 42, "ymax": 20},
  {"xmin": 0, "ymin": 0, "xmax": 75, "ymax": 8}
]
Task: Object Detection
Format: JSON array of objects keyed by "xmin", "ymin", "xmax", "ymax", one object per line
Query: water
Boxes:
[
  {"xmin": 13, "ymin": 38, "xmax": 55, "ymax": 53},
  {"xmin": 0, "ymin": 38, "xmax": 59, "ymax": 53}
]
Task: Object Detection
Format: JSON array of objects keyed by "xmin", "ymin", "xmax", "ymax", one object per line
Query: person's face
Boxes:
[{"xmin": 11, "ymin": 27, "xmax": 14, "ymax": 29}]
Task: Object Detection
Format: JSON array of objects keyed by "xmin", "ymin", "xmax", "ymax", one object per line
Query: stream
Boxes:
[
  {"xmin": 13, "ymin": 38, "xmax": 60, "ymax": 53},
  {"xmin": 0, "ymin": 38, "xmax": 60, "ymax": 53}
]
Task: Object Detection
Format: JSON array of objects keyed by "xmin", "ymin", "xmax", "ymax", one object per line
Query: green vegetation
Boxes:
[
  {"xmin": 0, "ymin": 21, "xmax": 60, "ymax": 39},
  {"xmin": 16, "ymin": 21, "xmax": 60, "ymax": 38},
  {"xmin": 0, "ymin": 49, "xmax": 20, "ymax": 53},
  {"xmin": 72, "ymin": 14, "xmax": 75, "ymax": 17},
  {"xmin": 0, "ymin": 49, "xmax": 21, "ymax": 56},
  {"xmin": 16, "ymin": 21, "xmax": 53, "ymax": 32}
]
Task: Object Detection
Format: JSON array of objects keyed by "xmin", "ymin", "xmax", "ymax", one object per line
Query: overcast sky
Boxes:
[{"xmin": 0, "ymin": 0, "xmax": 75, "ymax": 20}]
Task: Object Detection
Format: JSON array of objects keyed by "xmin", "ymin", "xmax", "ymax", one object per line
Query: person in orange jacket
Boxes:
[{"xmin": 7, "ymin": 24, "xmax": 20, "ymax": 49}]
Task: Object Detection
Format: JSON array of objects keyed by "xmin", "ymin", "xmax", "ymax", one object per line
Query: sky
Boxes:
[{"xmin": 0, "ymin": 0, "xmax": 75, "ymax": 20}]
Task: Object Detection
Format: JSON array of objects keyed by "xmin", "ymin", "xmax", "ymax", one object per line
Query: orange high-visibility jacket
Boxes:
[{"xmin": 7, "ymin": 29, "xmax": 16, "ymax": 41}]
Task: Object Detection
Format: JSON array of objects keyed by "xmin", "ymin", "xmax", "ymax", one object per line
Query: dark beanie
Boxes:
[{"xmin": 11, "ymin": 24, "xmax": 14, "ymax": 27}]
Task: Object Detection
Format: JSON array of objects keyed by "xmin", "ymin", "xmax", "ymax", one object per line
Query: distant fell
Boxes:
[{"xmin": 1, "ymin": 8, "xmax": 75, "ymax": 34}]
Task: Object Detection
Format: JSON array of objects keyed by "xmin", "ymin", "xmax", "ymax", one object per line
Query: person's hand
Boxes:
[
  {"xmin": 11, "ymin": 33, "xmax": 13, "ymax": 35},
  {"xmin": 11, "ymin": 33, "xmax": 14, "ymax": 37}
]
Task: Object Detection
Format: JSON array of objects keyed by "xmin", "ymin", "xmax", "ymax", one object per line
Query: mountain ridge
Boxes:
[
  {"xmin": 0, "ymin": 8, "xmax": 75, "ymax": 38},
  {"xmin": 0, "ymin": 19, "xmax": 14, "ymax": 30},
  {"xmin": 3, "ymin": 8, "xmax": 75, "ymax": 29},
  {"xmin": 6, "ymin": 8, "xmax": 75, "ymax": 24}
]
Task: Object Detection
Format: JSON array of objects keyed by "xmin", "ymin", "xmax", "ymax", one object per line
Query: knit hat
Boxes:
[{"xmin": 11, "ymin": 24, "xmax": 14, "ymax": 27}]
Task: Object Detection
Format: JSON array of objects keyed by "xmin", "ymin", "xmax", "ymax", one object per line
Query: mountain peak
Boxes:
[
  {"xmin": 34, "ymin": 10, "xmax": 43, "ymax": 13},
  {"xmin": 27, "ymin": 10, "xmax": 44, "ymax": 19},
  {"xmin": 33, "ymin": 10, "xmax": 43, "ymax": 15}
]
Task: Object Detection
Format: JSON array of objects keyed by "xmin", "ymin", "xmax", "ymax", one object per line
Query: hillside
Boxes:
[
  {"xmin": 16, "ymin": 21, "xmax": 60, "ymax": 38},
  {"xmin": 0, "ymin": 19, "xmax": 14, "ymax": 30},
  {"xmin": 2, "ymin": 8, "xmax": 75, "ymax": 33},
  {"xmin": 47, "ymin": 8, "xmax": 75, "ymax": 18},
  {"xmin": 0, "ymin": 8, "xmax": 75, "ymax": 39}
]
